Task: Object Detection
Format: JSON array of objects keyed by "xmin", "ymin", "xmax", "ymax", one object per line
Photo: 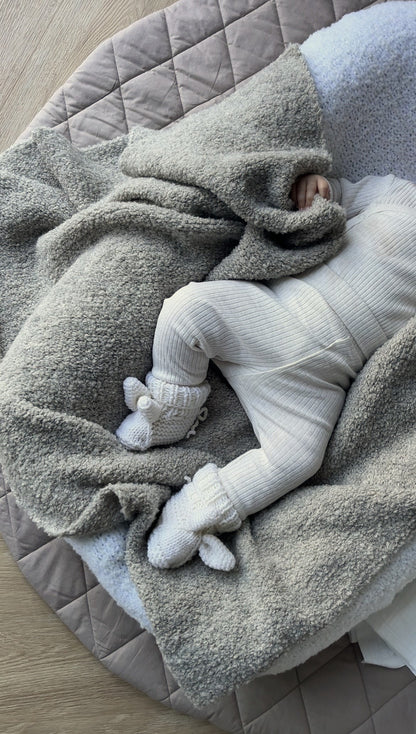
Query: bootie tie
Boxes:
[{"xmin": 116, "ymin": 373, "xmax": 211, "ymax": 451}]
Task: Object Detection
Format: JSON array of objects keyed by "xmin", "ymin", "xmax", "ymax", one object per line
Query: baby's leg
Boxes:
[
  {"xmin": 214, "ymin": 343, "xmax": 359, "ymax": 519},
  {"xmin": 147, "ymin": 297, "xmax": 365, "ymax": 569},
  {"xmin": 116, "ymin": 280, "xmax": 262, "ymax": 450}
]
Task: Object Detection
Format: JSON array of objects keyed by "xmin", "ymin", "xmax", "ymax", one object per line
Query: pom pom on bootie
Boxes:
[
  {"xmin": 115, "ymin": 373, "xmax": 211, "ymax": 451},
  {"xmin": 147, "ymin": 463, "xmax": 243, "ymax": 571}
]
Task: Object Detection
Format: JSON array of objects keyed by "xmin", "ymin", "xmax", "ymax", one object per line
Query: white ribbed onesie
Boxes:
[{"xmin": 150, "ymin": 175, "xmax": 416, "ymax": 522}]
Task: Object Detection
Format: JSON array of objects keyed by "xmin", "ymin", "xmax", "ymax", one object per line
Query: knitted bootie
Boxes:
[
  {"xmin": 147, "ymin": 463, "xmax": 242, "ymax": 570},
  {"xmin": 116, "ymin": 373, "xmax": 211, "ymax": 451}
]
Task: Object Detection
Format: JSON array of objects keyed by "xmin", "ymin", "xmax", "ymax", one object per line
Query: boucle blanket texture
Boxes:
[
  {"xmin": 0, "ymin": 44, "xmax": 345, "ymax": 694},
  {"xmin": 66, "ymin": 1, "xmax": 416, "ymax": 643},
  {"xmin": 0, "ymin": 5, "xmax": 415, "ymax": 702}
]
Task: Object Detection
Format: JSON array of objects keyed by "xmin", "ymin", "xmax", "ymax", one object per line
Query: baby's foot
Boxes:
[{"xmin": 116, "ymin": 373, "xmax": 210, "ymax": 451}]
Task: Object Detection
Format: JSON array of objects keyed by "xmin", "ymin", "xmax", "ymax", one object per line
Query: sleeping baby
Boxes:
[{"xmin": 116, "ymin": 172, "xmax": 416, "ymax": 571}]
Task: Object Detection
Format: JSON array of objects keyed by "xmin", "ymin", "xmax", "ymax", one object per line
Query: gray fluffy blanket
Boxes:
[{"xmin": 0, "ymin": 44, "xmax": 415, "ymax": 706}]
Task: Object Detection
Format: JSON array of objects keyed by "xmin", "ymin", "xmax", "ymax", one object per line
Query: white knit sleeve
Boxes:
[
  {"xmin": 382, "ymin": 176, "xmax": 416, "ymax": 208},
  {"xmin": 326, "ymin": 177, "xmax": 342, "ymax": 204},
  {"xmin": 332, "ymin": 175, "xmax": 411, "ymax": 219}
]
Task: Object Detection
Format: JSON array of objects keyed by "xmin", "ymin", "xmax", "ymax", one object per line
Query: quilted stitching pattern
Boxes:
[
  {"xmin": 3, "ymin": 0, "xmax": 413, "ymax": 731},
  {"xmin": 21, "ymin": 0, "xmax": 384, "ymax": 147}
]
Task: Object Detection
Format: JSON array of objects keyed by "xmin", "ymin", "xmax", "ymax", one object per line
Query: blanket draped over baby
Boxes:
[{"xmin": 0, "ymin": 42, "xmax": 416, "ymax": 706}]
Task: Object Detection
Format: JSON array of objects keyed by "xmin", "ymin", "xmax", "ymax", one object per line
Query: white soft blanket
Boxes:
[{"xmin": 66, "ymin": 1, "xmax": 416, "ymax": 660}]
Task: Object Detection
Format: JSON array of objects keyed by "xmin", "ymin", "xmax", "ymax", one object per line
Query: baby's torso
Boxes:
[{"xmin": 268, "ymin": 178, "xmax": 416, "ymax": 360}]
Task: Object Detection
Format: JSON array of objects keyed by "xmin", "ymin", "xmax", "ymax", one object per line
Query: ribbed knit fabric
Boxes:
[
  {"xmin": 298, "ymin": 175, "xmax": 416, "ymax": 351},
  {"xmin": 148, "ymin": 174, "xmax": 415, "ymax": 526}
]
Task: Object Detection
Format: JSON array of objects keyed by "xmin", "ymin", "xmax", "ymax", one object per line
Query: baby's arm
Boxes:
[{"xmin": 325, "ymin": 175, "xmax": 415, "ymax": 219}]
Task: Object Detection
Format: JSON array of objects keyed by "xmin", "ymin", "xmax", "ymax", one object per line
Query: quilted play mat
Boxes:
[{"xmin": 1, "ymin": 1, "xmax": 416, "ymax": 732}]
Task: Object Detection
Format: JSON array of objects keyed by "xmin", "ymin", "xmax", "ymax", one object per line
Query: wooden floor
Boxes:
[{"xmin": 0, "ymin": 2, "xmax": 221, "ymax": 731}]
